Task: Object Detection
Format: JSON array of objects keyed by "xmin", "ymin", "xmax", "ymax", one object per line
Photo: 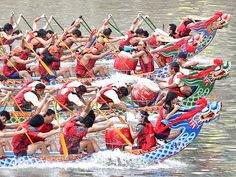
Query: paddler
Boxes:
[
  {"xmin": 13, "ymin": 82, "xmax": 47, "ymax": 112},
  {"xmin": 0, "ymin": 110, "xmax": 26, "ymax": 157},
  {"xmin": 61, "ymin": 98, "xmax": 112, "ymax": 154},
  {"xmin": 125, "ymin": 110, "xmax": 156, "ymax": 152}
]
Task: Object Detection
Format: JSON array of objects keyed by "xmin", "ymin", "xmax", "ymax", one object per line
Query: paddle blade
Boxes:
[
  {"xmin": 39, "ymin": 59, "xmax": 54, "ymax": 76},
  {"xmin": 60, "ymin": 133, "xmax": 68, "ymax": 158}
]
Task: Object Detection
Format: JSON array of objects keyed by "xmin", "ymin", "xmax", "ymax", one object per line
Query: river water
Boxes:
[{"xmin": 0, "ymin": 0, "xmax": 235, "ymax": 176}]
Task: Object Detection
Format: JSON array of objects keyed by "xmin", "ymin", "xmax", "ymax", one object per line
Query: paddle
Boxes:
[
  {"xmin": 109, "ymin": 14, "xmax": 119, "ymax": 32},
  {"xmin": 140, "ymin": 14, "xmax": 155, "ymax": 32},
  {"xmin": 79, "ymin": 15, "xmax": 92, "ymax": 33},
  {"xmin": 146, "ymin": 16, "xmax": 157, "ymax": 29},
  {"xmin": 7, "ymin": 101, "xmax": 33, "ymax": 144},
  {"xmin": 52, "ymin": 97, "xmax": 76, "ymax": 115},
  {"xmin": 107, "ymin": 14, "xmax": 124, "ymax": 36},
  {"xmin": 93, "ymin": 101, "xmax": 132, "ymax": 146},
  {"xmin": 97, "ymin": 32, "xmax": 119, "ymax": 51},
  {"xmin": 53, "ymin": 101, "xmax": 68, "ymax": 158},
  {"xmin": 22, "ymin": 37, "xmax": 55, "ymax": 76},
  {"xmin": 108, "ymin": 22, "xmax": 124, "ymax": 36},
  {"xmin": 11, "ymin": 95, "xmax": 28, "ymax": 119},
  {"xmin": 51, "ymin": 16, "xmax": 84, "ymax": 47},
  {"xmin": 52, "ymin": 17, "xmax": 64, "ymax": 31},
  {"xmin": 21, "ymin": 15, "xmax": 33, "ymax": 30},
  {"xmin": 44, "ymin": 15, "xmax": 54, "ymax": 31}
]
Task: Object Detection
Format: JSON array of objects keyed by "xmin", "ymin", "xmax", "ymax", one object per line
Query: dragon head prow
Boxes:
[
  {"xmin": 209, "ymin": 61, "xmax": 231, "ymax": 81},
  {"xmin": 188, "ymin": 100, "xmax": 222, "ymax": 128},
  {"xmin": 162, "ymin": 99, "xmax": 222, "ymax": 130},
  {"xmin": 213, "ymin": 12, "xmax": 231, "ymax": 29}
]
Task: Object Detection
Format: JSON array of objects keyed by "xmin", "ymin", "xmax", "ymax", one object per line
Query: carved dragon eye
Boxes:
[
  {"xmin": 215, "ymin": 66, "xmax": 221, "ymax": 72},
  {"xmin": 201, "ymin": 105, "xmax": 210, "ymax": 114}
]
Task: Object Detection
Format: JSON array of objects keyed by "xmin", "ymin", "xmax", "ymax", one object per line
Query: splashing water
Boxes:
[{"xmin": 5, "ymin": 149, "xmax": 187, "ymax": 171}]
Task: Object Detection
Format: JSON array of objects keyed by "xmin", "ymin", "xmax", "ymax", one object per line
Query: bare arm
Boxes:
[
  {"xmin": 12, "ymin": 56, "xmax": 36, "ymax": 64},
  {"xmin": 182, "ymin": 60, "xmax": 199, "ymax": 68},
  {"xmin": 43, "ymin": 15, "xmax": 53, "ymax": 30},
  {"xmin": 60, "ymin": 53, "xmax": 75, "ymax": 61},
  {"xmin": 94, "ymin": 114, "xmax": 115, "ymax": 123},
  {"xmin": 33, "ymin": 15, "xmax": 43, "ymax": 31},
  {"xmin": 35, "ymin": 94, "xmax": 51, "ymax": 116},
  {"xmin": 165, "ymin": 104, "xmax": 180, "ymax": 119},
  {"xmin": 80, "ymin": 97, "xmax": 97, "ymax": 118},
  {"xmin": 1, "ymin": 32, "xmax": 22, "ymax": 41},
  {"xmin": 98, "ymin": 18, "xmax": 110, "ymax": 33},
  {"xmin": 113, "ymin": 102, "xmax": 130, "ymax": 112},
  {"xmin": 0, "ymin": 128, "xmax": 26, "ymax": 138},
  {"xmin": 129, "ymin": 14, "xmax": 140, "ymax": 32},
  {"xmin": 156, "ymin": 77, "xmax": 169, "ymax": 82},
  {"xmin": 38, "ymin": 128, "xmax": 60, "ymax": 139},
  {"xmin": 86, "ymin": 49, "xmax": 111, "ymax": 60},
  {"xmin": 31, "ymin": 37, "xmax": 52, "ymax": 47},
  {"xmin": 88, "ymin": 123, "xmax": 112, "ymax": 133},
  {"xmin": 128, "ymin": 124, "xmax": 136, "ymax": 139},
  {"xmin": 132, "ymin": 51, "xmax": 145, "ymax": 58},
  {"xmin": 5, "ymin": 123, "xmax": 19, "ymax": 129}
]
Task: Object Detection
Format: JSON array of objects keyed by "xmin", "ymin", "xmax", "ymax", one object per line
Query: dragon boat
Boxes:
[
  {"xmin": 152, "ymin": 59, "xmax": 231, "ymax": 106},
  {"xmin": 4, "ymin": 58, "xmax": 230, "ymax": 120},
  {"xmin": 149, "ymin": 11, "xmax": 230, "ymax": 62},
  {"xmin": 0, "ymin": 99, "xmax": 222, "ymax": 167}
]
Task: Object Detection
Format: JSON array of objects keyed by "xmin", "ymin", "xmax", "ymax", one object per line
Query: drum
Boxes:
[
  {"xmin": 132, "ymin": 80, "xmax": 160, "ymax": 107},
  {"xmin": 105, "ymin": 124, "xmax": 133, "ymax": 150},
  {"xmin": 114, "ymin": 51, "xmax": 138, "ymax": 72}
]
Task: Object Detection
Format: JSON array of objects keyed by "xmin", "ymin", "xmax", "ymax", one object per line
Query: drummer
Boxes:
[{"xmin": 125, "ymin": 110, "xmax": 156, "ymax": 152}]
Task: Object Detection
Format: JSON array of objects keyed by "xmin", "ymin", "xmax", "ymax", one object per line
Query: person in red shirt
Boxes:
[
  {"xmin": 62, "ymin": 99, "xmax": 112, "ymax": 154},
  {"xmin": 96, "ymin": 82, "xmax": 132, "ymax": 112},
  {"xmin": 168, "ymin": 24, "xmax": 179, "ymax": 38},
  {"xmin": 37, "ymin": 109, "xmax": 59, "ymax": 152},
  {"xmin": 12, "ymin": 114, "xmax": 60, "ymax": 156},
  {"xmin": 154, "ymin": 91, "xmax": 181, "ymax": 145},
  {"xmin": 176, "ymin": 18, "xmax": 194, "ymax": 38},
  {"xmin": 14, "ymin": 82, "xmax": 46, "ymax": 112},
  {"xmin": 131, "ymin": 40, "xmax": 154, "ymax": 74},
  {"xmin": 75, "ymin": 48, "xmax": 112, "ymax": 78},
  {"xmin": 157, "ymin": 62, "xmax": 193, "ymax": 98},
  {"xmin": 0, "ymin": 110, "xmax": 25, "ymax": 157},
  {"xmin": 2, "ymin": 46, "xmax": 36, "ymax": 80},
  {"xmin": 125, "ymin": 110, "xmax": 156, "ymax": 152}
]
